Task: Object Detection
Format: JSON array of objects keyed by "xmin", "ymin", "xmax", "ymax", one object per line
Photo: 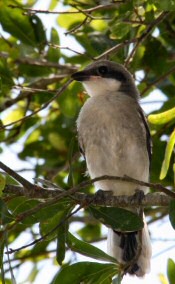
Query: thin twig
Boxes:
[
  {"xmin": 5, "ymin": 238, "xmax": 17, "ymax": 284},
  {"xmin": 125, "ymin": 11, "xmax": 170, "ymax": 66},
  {"xmin": 122, "ymin": 19, "xmax": 149, "ymax": 25},
  {"xmin": 5, "ymin": 205, "xmax": 82, "ymax": 254},
  {"xmin": 3, "ymin": 249, "xmax": 56, "ymax": 264},
  {"xmin": 65, "ymin": 15, "xmax": 89, "ymax": 35},
  {"xmin": 147, "ymin": 211, "xmax": 167, "ymax": 225},
  {"xmin": 13, "ymin": 85, "xmax": 54, "ymax": 94},
  {"xmin": 48, "ymin": 43, "xmax": 83, "ymax": 56},
  {"xmin": 0, "ymin": 162, "xmax": 36, "ymax": 195},
  {"xmin": 0, "ymin": 33, "xmax": 13, "ymax": 48},
  {"xmin": 133, "ymin": 7, "xmax": 144, "ymax": 24},
  {"xmin": 47, "ymin": 43, "xmax": 94, "ymax": 60},
  {"xmin": 95, "ymin": 39, "xmax": 138, "ymax": 60},
  {"xmin": 0, "ymin": 79, "xmax": 72, "ymax": 129},
  {"xmin": 153, "ymin": 243, "xmax": 175, "ymax": 259},
  {"xmin": 141, "ymin": 65, "xmax": 175, "ymax": 96},
  {"xmin": 15, "ymin": 57, "xmax": 78, "ymax": 71},
  {"xmin": 8, "ymin": 3, "xmax": 124, "ymax": 15},
  {"xmin": 0, "ymin": 75, "xmax": 69, "ymax": 112}
]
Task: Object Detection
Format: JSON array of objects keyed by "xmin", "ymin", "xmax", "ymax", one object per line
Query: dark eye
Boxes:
[{"xmin": 97, "ymin": 65, "xmax": 108, "ymax": 76}]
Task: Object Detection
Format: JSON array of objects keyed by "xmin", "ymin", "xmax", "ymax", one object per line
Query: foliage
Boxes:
[
  {"xmin": 0, "ymin": 0, "xmax": 175, "ymax": 283},
  {"xmin": 159, "ymin": 259, "xmax": 175, "ymax": 284}
]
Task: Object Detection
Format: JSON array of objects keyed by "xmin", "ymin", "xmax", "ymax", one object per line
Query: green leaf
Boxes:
[
  {"xmin": 0, "ymin": 174, "xmax": 6, "ymax": 196},
  {"xmin": 77, "ymin": 224, "xmax": 101, "ymax": 242},
  {"xmin": 3, "ymin": 174, "xmax": 20, "ymax": 186},
  {"xmin": 49, "ymin": 0, "xmax": 58, "ymax": 10},
  {"xmin": 110, "ymin": 22, "xmax": 130, "ymax": 39},
  {"xmin": 148, "ymin": 107, "xmax": 175, "ymax": 125},
  {"xmin": 0, "ymin": 60, "xmax": 14, "ymax": 95},
  {"xmin": 90, "ymin": 20, "xmax": 107, "ymax": 32},
  {"xmin": 56, "ymin": 222, "xmax": 68, "ymax": 265},
  {"xmin": 58, "ymin": 84, "xmax": 81, "ymax": 118},
  {"xmin": 57, "ymin": 9, "xmax": 85, "ymax": 29},
  {"xmin": 113, "ymin": 273, "xmax": 123, "ymax": 284},
  {"xmin": 18, "ymin": 62, "xmax": 51, "ymax": 77},
  {"xmin": 89, "ymin": 206, "xmax": 143, "ymax": 232},
  {"xmin": 0, "ymin": 3, "xmax": 45, "ymax": 46},
  {"xmin": 160, "ymin": 129, "xmax": 175, "ymax": 180},
  {"xmin": 67, "ymin": 138, "xmax": 75, "ymax": 187},
  {"xmin": 26, "ymin": 265, "xmax": 39, "ymax": 283},
  {"xmin": 153, "ymin": 0, "xmax": 175, "ymax": 10},
  {"xmin": 142, "ymin": 38, "xmax": 168, "ymax": 75},
  {"xmin": 0, "ymin": 199, "xmax": 13, "ymax": 224},
  {"xmin": 53, "ymin": 262, "xmax": 118, "ymax": 284},
  {"xmin": 0, "ymin": 236, "xmax": 5, "ymax": 270},
  {"xmin": 48, "ymin": 132, "xmax": 67, "ymax": 152},
  {"xmin": 47, "ymin": 28, "xmax": 60, "ymax": 62},
  {"xmin": 158, "ymin": 273, "xmax": 169, "ymax": 284},
  {"xmin": 3, "ymin": 108, "xmax": 24, "ymax": 125},
  {"xmin": 169, "ymin": 200, "xmax": 175, "ymax": 230},
  {"xmin": 167, "ymin": 258, "xmax": 175, "ymax": 284},
  {"xmin": 29, "ymin": 15, "xmax": 46, "ymax": 46},
  {"xmin": 0, "ymin": 277, "xmax": 11, "ymax": 284},
  {"xmin": 8, "ymin": 197, "xmax": 72, "ymax": 225},
  {"xmin": 67, "ymin": 232, "xmax": 117, "ymax": 263},
  {"xmin": 39, "ymin": 202, "xmax": 73, "ymax": 240},
  {"xmin": 10, "ymin": 198, "xmax": 41, "ymax": 225},
  {"xmin": 19, "ymin": 240, "xmax": 49, "ymax": 258}
]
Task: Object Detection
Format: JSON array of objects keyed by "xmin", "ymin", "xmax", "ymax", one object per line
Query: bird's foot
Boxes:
[
  {"xmin": 130, "ymin": 189, "xmax": 145, "ymax": 205},
  {"xmin": 94, "ymin": 189, "xmax": 113, "ymax": 203}
]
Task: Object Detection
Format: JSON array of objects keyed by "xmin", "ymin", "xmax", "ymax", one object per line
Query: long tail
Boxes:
[{"xmin": 107, "ymin": 214, "xmax": 151, "ymax": 277}]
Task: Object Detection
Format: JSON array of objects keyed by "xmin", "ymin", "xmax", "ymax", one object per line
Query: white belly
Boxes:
[{"xmin": 77, "ymin": 95, "xmax": 149, "ymax": 196}]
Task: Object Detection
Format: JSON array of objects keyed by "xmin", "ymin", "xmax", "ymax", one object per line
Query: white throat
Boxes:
[{"xmin": 83, "ymin": 77, "xmax": 121, "ymax": 97}]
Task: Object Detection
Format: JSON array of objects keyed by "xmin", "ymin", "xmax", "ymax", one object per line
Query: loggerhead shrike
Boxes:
[{"xmin": 71, "ymin": 60, "xmax": 152, "ymax": 277}]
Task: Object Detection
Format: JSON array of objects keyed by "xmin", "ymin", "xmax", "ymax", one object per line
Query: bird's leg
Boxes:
[{"xmin": 130, "ymin": 189, "xmax": 145, "ymax": 221}]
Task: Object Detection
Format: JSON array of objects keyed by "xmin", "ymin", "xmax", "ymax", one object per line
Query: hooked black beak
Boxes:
[{"xmin": 71, "ymin": 70, "xmax": 90, "ymax": 82}]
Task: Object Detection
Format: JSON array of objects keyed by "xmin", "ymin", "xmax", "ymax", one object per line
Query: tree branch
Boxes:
[
  {"xmin": 5, "ymin": 205, "xmax": 83, "ymax": 254},
  {"xmin": 125, "ymin": 11, "xmax": 170, "ymax": 66},
  {"xmin": 3, "ymin": 180, "xmax": 173, "ymax": 207},
  {"xmin": 0, "ymin": 74, "xmax": 70, "ymax": 112},
  {"xmin": 95, "ymin": 39, "xmax": 138, "ymax": 60},
  {"xmin": 0, "ymin": 162, "xmax": 37, "ymax": 195},
  {"xmin": 8, "ymin": 3, "xmax": 124, "ymax": 15},
  {"xmin": 3, "ymin": 165, "xmax": 175, "ymax": 199},
  {"xmin": 65, "ymin": 14, "xmax": 90, "ymax": 35},
  {"xmin": 0, "ymin": 79, "xmax": 72, "ymax": 129},
  {"xmin": 15, "ymin": 57, "xmax": 78, "ymax": 71},
  {"xmin": 47, "ymin": 43, "xmax": 91, "ymax": 58},
  {"xmin": 141, "ymin": 65, "xmax": 175, "ymax": 96}
]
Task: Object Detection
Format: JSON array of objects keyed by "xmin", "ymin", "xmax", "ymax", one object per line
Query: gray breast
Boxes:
[{"xmin": 77, "ymin": 94, "xmax": 149, "ymax": 195}]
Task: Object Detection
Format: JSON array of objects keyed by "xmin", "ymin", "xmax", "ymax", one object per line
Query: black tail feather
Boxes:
[{"xmin": 114, "ymin": 230, "xmax": 140, "ymax": 273}]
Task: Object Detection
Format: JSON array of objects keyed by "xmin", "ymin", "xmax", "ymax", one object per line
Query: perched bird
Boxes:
[{"xmin": 71, "ymin": 60, "xmax": 152, "ymax": 277}]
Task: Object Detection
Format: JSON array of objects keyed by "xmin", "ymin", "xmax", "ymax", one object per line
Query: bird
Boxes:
[{"xmin": 71, "ymin": 60, "xmax": 152, "ymax": 277}]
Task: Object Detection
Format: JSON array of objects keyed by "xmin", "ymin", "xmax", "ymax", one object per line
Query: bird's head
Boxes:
[{"xmin": 71, "ymin": 60, "xmax": 139, "ymax": 99}]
